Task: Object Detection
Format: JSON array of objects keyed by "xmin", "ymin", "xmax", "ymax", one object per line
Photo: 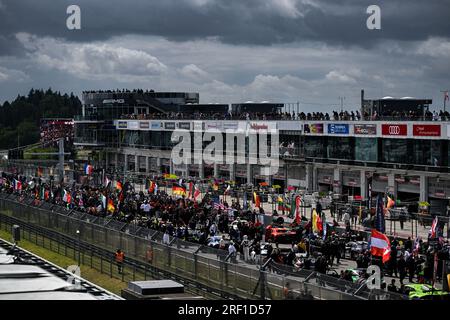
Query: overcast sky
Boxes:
[{"xmin": 0, "ymin": 0, "xmax": 449, "ymax": 112}]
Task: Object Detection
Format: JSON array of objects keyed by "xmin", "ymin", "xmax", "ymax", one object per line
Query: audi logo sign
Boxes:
[{"xmin": 382, "ymin": 124, "xmax": 407, "ymax": 136}]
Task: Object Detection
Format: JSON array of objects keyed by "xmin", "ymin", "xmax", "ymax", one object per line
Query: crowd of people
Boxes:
[
  {"xmin": 39, "ymin": 119, "xmax": 74, "ymax": 147},
  {"xmin": 0, "ymin": 171, "xmax": 448, "ymax": 298},
  {"xmin": 118, "ymin": 108, "xmax": 450, "ymax": 123}
]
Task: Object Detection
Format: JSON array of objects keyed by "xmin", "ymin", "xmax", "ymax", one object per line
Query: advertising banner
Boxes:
[
  {"xmin": 223, "ymin": 122, "xmax": 239, "ymax": 130},
  {"xmin": 205, "ymin": 122, "xmax": 223, "ymax": 131},
  {"xmin": 164, "ymin": 122, "xmax": 176, "ymax": 130},
  {"xmin": 381, "ymin": 124, "xmax": 407, "ymax": 136},
  {"xmin": 413, "ymin": 124, "xmax": 441, "ymax": 137},
  {"xmin": 178, "ymin": 122, "xmax": 191, "ymax": 130},
  {"xmin": 354, "ymin": 124, "xmax": 377, "ymax": 135},
  {"xmin": 328, "ymin": 123, "xmax": 349, "ymax": 134},
  {"xmin": 128, "ymin": 121, "xmax": 139, "ymax": 130},
  {"xmin": 304, "ymin": 123, "xmax": 324, "ymax": 134},
  {"xmin": 117, "ymin": 121, "xmax": 128, "ymax": 129},
  {"xmin": 139, "ymin": 122, "xmax": 149, "ymax": 129},
  {"xmin": 151, "ymin": 122, "xmax": 161, "ymax": 130}
]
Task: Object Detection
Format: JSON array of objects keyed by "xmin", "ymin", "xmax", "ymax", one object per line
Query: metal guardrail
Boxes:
[
  {"xmin": 0, "ymin": 192, "xmax": 402, "ymax": 300},
  {"xmin": 0, "ymin": 213, "xmax": 239, "ymax": 300}
]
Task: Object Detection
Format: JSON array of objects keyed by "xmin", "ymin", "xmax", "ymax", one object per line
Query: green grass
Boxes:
[
  {"xmin": 23, "ymin": 146, "xmax": 58, "ymax": 160},
  {"xmin": 0, "ymin": 228, "xmax": 127, "ymax": 296}
]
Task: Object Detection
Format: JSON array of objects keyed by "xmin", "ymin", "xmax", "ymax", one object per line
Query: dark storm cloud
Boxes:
[{"xmin": 0, "ymin": 0, "xmax": 449, "ymax": 52}]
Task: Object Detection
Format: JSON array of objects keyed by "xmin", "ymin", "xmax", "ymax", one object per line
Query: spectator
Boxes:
[{"xmin": 115, "ymin": 249, "xmax": 124, "ymax": 274}]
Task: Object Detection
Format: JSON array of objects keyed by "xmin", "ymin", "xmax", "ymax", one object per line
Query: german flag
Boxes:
[
  {"xmin": 107, "ymin": 199, "xmax": 115, "ymax": 213},
  {"xmin": 172, "ymin": 183, "xmax": 186, "ymax": 196},
  {"xmin": 116, "ymin": 181, "xmax": 123, "ymax": 192}
]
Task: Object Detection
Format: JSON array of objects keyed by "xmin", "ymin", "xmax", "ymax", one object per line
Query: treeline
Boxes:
[{"xmin": 0, "ymin": 88, "xmax": 81, "ymax": 149}]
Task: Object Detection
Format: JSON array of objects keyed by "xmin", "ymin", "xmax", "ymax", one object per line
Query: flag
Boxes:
[
  {"xmin": 243, "ymin": 192, "xmax": 248, "ymax": 210},
  {"xmin": 253, "ymin": 192, "xmax": 260, "ymax": 208},
  {"xmin": 430, "ymin": 216, "xmax": 438, "ymax": 238},
  {"xmin": 386, "ymin": 195, "xmax": 395, "ymax": 209},
  {"xmin": 287, "ymin": 186, "xmax": 296, "ymax": 191},
  {"xmin": 295, "ymin": 195, "xmax": 301, "ymax": 224},
  {"xmin": 154, "ymin": 183, "xmax": 158, "ymax": 195},
  {"xmin": 277, "ymin": 196, "xmax": 285, "ymax": 211},
  {"xmin": 44, "ymin": 190, "xmax": 50, "ymax": 201},
  {"xmin": 259, "ymin": 181, "xmax": 268, "ymax": 187},
  {"xmin": 224, "ymin": 184, "xmax": 231, "ymax": 195},
  {"xmin": 104, "ymin": 176, "xmax": 111, "ymax": 188},
  {"xmin": 116, "ymin": 181, "xmax": 123, "ymax": 192},
  {"xmin": 107, "ymin": 199, "xmax": 115, "ymax": 213},
  {"xmin": 370, "ymin": 229, "xmax": 391, "ymax": 264},
  {"xmin": 445, "ymin": 91, "xmax": 449, "ymax": 102},
  {"xmin": 172, "ymin": 183, "xmax": 186, "ymax": 196},
  {"xmin": 213, "ymin": 201, "xmax": 225, "ymax": 210},
  {"xmin": 163, "ymin": 173, "xmax": 178, "ymax": 180},
  {"xmin": 14, "ymin": 179, "xmax": 22, "ymax": 191},
  {"xmin": 312, "ymin": 209, "xmax": 323, "ymax": 233},
  {"xmin": 63, "ymin": 189, "xmax": 72, "ymax": 204},
  {"xmin": 413, "ymin": 237, "xmax": 420, "ymax": 253},
  {"xmin": 187, "ymin": 182, "xmax": 194, "ymax": 198},
  {"xmin": 213, "ymin": 182, "xmax": 219, "ymax": 191},
  {"xmin": 289, "ymin": 195, "xmax": 296, "ymax": 218},
  {"xmin": 323, "ymin": 215, "xmax": 327, "ymax": 240},
  {"xmin": 375, "ymin": 194, "xmax": 385, "ymax": 233},
  {"xmin": 193, "ymin": 185, "xmax": 201, "ymax": 201},
  {"xmin": 101, "ymin": 194, "xmax": 107, "ymax": 209},
  {"xmin": 84, "ymin": 164, "xmax": 93, "ymax": 175},
  {"xmin": 149, "ymin": 181, "xmax": 156, "ymax": 194}
]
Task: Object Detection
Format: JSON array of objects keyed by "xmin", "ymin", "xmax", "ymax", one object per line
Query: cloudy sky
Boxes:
[{"xmin": 0, "ymin": 0, "xmax": 449, "ymax": 111}]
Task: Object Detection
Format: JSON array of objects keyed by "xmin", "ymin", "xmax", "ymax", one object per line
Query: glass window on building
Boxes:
[
  {"xmin": 355, "ymin": 138, "xmax": 377, "ymax": 162},
  {"xmin": 326, "ymin": 137, "xmax": 353, "ymax": 160},
  {"xmin": 431, "ymin": 140, "xmax": 442, "ymax": 167},
  {"xmin": 304, "ymin": 137, "xmax": 325, "ymax": 158},
  {"xmin": 124, "ymin": 131, "xmax": 139, "ymax": 147},
  {"xmin": 381, "ymin": 139, "xmax": 408, "ymax": 163},
  {"xmin": 412, "ymin": 140, "xmax": 431, "ymax": 166}
]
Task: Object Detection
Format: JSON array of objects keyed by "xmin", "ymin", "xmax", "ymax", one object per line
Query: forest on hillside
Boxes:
[{"xmin": 0, "ymin": 88, "xmax": 81, "ymax": 150}]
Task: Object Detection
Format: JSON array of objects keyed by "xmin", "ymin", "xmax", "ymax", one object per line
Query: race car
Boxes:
[
  {"xmin": 405, "ymin": 284, "xmax": 450, "ymax": 300},
  {"xmin": 265, "ymin": 227, "xmax": 297, "ymax": 244}
]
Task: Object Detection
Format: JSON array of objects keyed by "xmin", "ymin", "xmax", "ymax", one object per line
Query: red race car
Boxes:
[{"xmin": 265, "ymin": 226, "xmax": 296, "ymax": 244}]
